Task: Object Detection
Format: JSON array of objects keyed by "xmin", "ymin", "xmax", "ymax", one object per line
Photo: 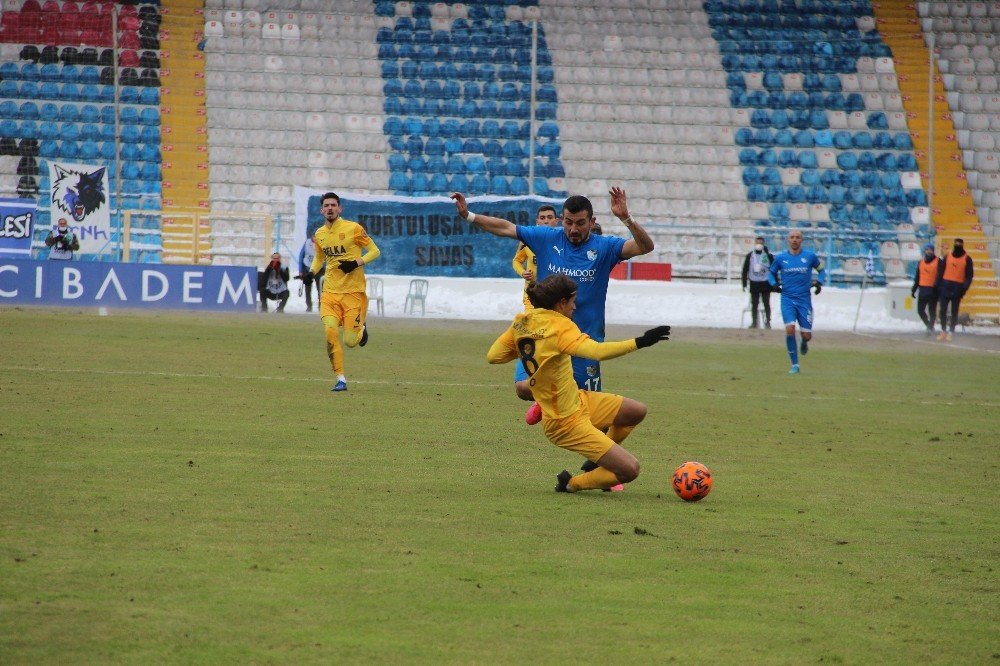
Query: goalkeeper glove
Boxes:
[
  {"xmin": 771, "ymin": 283, "xmax": 781, "ymax": 293},
  {"xmin": 635, "ymin": 325, "xmax": 671, "ymax": 349},
  {"xmin": 337, "ymin": 259, "xmax": 359, "ymax": 273},
  {"xmin": 812, "ymin": 280, "xmax": 822, "ymax": 295}
]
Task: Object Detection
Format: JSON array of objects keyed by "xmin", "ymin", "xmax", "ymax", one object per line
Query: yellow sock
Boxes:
[
  {"xmin": 324, "ymin": 326, "xmax": 343, "ymax": 374},
  {"xmin": 569, "ymin": 467, "xmax": 621, "ymax": 491},
  {"xmin": 607, "ymin": 424, "xmax": 635, "ymax": 444}
]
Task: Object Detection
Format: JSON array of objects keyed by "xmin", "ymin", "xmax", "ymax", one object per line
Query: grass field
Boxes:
[{"xmin": 1, "ymin": 308, "xmax": 997, "ymax": 663}]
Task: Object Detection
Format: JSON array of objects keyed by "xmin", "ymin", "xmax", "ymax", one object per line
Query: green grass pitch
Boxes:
[{"xmin": 1, "ymin": 308, "xmax": 997, "ymax": 663}]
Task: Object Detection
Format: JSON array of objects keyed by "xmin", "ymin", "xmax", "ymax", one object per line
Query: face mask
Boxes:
[
  {"xmin": 57, "ymin": 228, "xmax": 67, "ymax": 235},
  {"xmin": 754, "ymin": 244, "xmax": 764, "ymax": 252}
]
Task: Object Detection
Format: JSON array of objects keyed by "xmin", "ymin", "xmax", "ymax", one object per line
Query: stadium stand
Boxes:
[
  {"xmin": 0, "ymin": 0, "xmax": 996, "ymax": 314},
  {"xmin": 0, "ymin": 1, "xmax": 163, "ymax": 262}
]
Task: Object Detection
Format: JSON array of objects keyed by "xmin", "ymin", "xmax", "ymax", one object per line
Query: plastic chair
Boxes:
[
  {"xmin": 404, "ymin": 278, "xmax": 428, "ymax": 315},
  {"xmin": 366, "ymin": 276, "xmax": 384, "ymax": 316}
]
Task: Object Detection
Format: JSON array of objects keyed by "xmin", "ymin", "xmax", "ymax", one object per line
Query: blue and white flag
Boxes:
[
  {"xmin": 48, "ymin": 161, "xmax": 112, "ymax": 255},
  {"xmin": 864, "ymin": 249, "xmax": 876, "ymax": 278}
]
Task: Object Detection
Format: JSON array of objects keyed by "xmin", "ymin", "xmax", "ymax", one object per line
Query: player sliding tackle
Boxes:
[{"xmin": 486, "ymin": 274, "xmax": 671, "ymax": 493}]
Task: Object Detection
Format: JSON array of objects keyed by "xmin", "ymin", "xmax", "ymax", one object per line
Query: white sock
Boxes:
[{"xmin": 337, "ymin": 374, "xmax": 346, "ymax": 383}]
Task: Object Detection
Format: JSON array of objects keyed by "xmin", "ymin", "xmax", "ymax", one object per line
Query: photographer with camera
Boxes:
[
  {"xmin": 258, "ymin": 252, "xmax": 290, "ymax": 313},
  {"xmin": 44, "ymin": 218, "xmax": 80, "ymax": 260}
]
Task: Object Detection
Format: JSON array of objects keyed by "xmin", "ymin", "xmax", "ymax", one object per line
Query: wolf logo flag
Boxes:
[{"xmin": 48, "ymin": 162, "xmax": 111, "ymax": 256}]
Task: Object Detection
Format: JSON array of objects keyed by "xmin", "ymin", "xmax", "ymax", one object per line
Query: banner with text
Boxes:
[
  {"xmin": 48, "ymin": 161, "xmax": 112, "ymax": 255},
  {"xmin": 0, "ymin": 198, "xmax": 36, "ymax": 257},
  {"xmin": 293, "ymin": 188, "xmax": 563, "ymax": 278},
  {"xmin": 0, "ymin": 259, "xmax": 257, "ymax": 311}
]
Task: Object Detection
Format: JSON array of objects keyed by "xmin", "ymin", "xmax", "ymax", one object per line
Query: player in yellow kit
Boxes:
[
  {"xmin": 309, "ymin": 192, "xmax": 381, "ymax": 392},
  {"xmin": 486, "ymin": 274, "xmax": 671, "ymax": 492},
  {"xmin": 511, "ymin": 205, "xmax": 559, "ymax": 310}
]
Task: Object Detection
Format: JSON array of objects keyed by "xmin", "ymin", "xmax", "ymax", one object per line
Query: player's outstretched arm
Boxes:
[
  {"xmin": 451, "ymin": 192, "xmax": 518, "ymax": 239},
  {"xmin": 571, "ymin": 326, "xmax": 670, "ymax": 361},
  {"xmin": 612, "ymin": 187, "xmax": 655, "ymax": 259}
]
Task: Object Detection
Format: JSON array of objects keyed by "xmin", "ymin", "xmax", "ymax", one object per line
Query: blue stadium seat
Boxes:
[
  {"xmin": 446, "ymin": 155, "xmax": 466, "ymax": 174},
  {"xmin": 448, "ymin": 174, "xmax": 470, "ymax": 192},
  {"xmin": 138, "ymin": 86, "xmax": 160, "ymax": 106},
  {"xmin": 389, "ymin": 172, "xmax": 410, "ymax": 194}
]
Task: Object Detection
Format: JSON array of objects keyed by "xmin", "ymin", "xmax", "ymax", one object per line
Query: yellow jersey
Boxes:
[
  {"xmin": 512, "ymin": 242, "xmax": 536, "ymax": 310},
  {"xmin": 487, "ymin": 308, "xmax": 636, "ymax": 419},
  {"xmin": 310, "ymin": 218, "xmax": 381, "ymax": 294}
]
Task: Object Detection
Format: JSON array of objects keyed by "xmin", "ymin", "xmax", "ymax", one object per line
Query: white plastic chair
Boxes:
[{"xmin": 404, "ymin": 279, "xmax": 428, "ymax": 316}]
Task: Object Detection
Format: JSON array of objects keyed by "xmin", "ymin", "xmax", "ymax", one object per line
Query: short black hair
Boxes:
[
  {"xmin": 562, "ymin": 195, "xmax": 593, "ymax": 218},
  {"xmin": 537, "ymin": 204, "xmax": 556, "ymax": 216},
  {"xmin": 321, "ymin": 192, "xmax": 340, "ymax": 205}
]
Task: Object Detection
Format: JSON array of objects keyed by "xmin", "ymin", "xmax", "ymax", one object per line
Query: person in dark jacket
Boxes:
[
  {"xmin": 258, "ymin": 252, "xmax": 290, "ymax": 313},
  {"xmin": 44, "ymin": 218, "xmax": 80, "ymax": 260},
  {"xmin": 741, "ymin": 235, "xmax": 775, "ymax": 328},
  {"xmin": 935, "ymin": 238, "xmax": 974, "ymax": 341},
  {"xmin": 297, "ymin": 236, "xmax": 322, "ymax": 313},
  {"xmin": 910, "ymin": 243, "xmax": 941, "ymax": 335}
]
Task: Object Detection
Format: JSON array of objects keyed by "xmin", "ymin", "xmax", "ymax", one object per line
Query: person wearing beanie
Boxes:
[
  {"xmin": 910, "ymin": 243, "xmax": 941, "ymax": 335},
  {"xmin": 741, "ymin": 235, "xmax": 775, "ymax": 329},
  {"xmin": 934, "ymin": 238, "xmax": 974, "ymax": 341}
]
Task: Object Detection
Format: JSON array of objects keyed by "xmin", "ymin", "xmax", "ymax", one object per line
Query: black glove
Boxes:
[
  {"xmin": 771, "ymin": 283, "xmax": 781, "ymax": 293},
  {"xmin": 812, "ymin": 280, "xmax": 822, "ymax": 295},
  {"xmin": 635, "ymin": 325, "xmax": 671, "ymax": 349},
  {"xmin": 305, "ymin": 270, "xmax": 314, "ymax": 282},
  {"xmin": 910, "ymin": 287, "xmax": 917, "ymax": 298},
  {"xmin": 742, "ymin": 284, "xmax": 747, "ymax": 292},
  {"xmin": 337, "ymin": 260, "xmax": 359, "ymax": 273}
]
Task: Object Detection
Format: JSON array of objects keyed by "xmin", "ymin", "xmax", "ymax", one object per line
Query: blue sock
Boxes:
[{"xmin": 786, "ymin": 334, "xmax": 798, "ymax": 365}]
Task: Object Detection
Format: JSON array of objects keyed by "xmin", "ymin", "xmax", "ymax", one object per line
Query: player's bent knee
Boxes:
[
  {"xmin": 343, "ymin": 330, "xmax": 361, "ymax": 348},
  {"xmin": 616, "ymin": 398, "xmax": 647, "ymax": 426},
  {"xmin": 618, "ymin": 459, "xmax": 640, "ymax": 483}
]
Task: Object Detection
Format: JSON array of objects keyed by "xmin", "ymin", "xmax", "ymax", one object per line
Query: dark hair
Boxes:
[
  {"xmin": 562, "ymin": 195, "xmax": 593, "ymax": 218},
  {"xmin": 537, "ymin": 204, "xmax": 556, "ymax": 216},
  {"xmin": 321, "ymin": 192, "xmax": 340, "ymax": 205},
  {"xmin": 526, "ymin": 274, "xmax": 578, "ymax": 309}
]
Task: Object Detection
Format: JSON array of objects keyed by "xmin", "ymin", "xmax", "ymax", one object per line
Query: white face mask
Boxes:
[{"xmin": 754, "ymin": 243, "xmax": 764, "ymax": 252}]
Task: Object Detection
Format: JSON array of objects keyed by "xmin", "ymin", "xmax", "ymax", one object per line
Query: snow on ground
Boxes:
[{"xmin": 277, "ymin": 274, "xmax": 976, "ymax": 334}]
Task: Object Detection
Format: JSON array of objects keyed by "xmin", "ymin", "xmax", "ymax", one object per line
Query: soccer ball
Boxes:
[{"xmin": 672, "ymin": 461, "xmax": 713, "ymax": 502}]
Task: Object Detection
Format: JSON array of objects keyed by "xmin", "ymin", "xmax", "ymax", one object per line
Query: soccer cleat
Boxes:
[
  {"xmin": 789, "ymin": 364, "xmax": 800, "ymax": 374},
  {"xmin": 524, "ymin": 402, "xmax": 542, "ymax": 425},
  {"xmin": 332, "ymin": 380, "xmax": 348, "ymax": 392},
  {"xmin": 607, "ymin": 484, "xmax": 625, "ymax": 492},
  {"xmin": 945, "ymin": 332, "xmax": 953, "ymax": 341},
  {"xmin": 555, "ymin": 470, "xmax": 573, "ymax": 493},
  {"xmin": 359, "ymin": 324, "xmax": 368, "ymax": 347},
  {"xmin": 936, "ymin": 331, "xmax": 948, "ymax": 341},
  {"xmin": 800, "ymin": 338, "xmax": 809, "ymax": 355}
]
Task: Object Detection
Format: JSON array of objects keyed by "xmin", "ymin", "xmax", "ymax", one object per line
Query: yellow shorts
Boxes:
[
  {"xmin": 542, "ymin": 390, "xmax": 624, "ymax": 462},
  {"xmin": 320, "ymin": 291, "xmax": 367, "ymax": 333}
]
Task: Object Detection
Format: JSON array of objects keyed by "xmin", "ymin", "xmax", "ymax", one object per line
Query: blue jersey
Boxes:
[
  {"xmin": 769, "ymin": 249, "xmax": 824, "ymax": 301},
  {"xmin": 517, "ymin": 225, "xmax": 626, "ymax": 341}
]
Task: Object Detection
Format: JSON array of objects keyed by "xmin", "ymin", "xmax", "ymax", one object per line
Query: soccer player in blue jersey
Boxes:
[
  {"xmin": 768, "ymin": 229, "xmax": 826, "ymax": 374},
  {"xmin": 451, "ymin": 188, "xmax": 655, "ymax": 398}
]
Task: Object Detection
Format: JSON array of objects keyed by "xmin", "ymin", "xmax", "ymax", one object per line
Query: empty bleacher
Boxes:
[{"xmin": 0, "ymin": 1, "xmax": 164, "ymax": 261}]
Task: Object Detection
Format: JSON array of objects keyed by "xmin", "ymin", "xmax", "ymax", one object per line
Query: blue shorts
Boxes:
[
  {"xmin": 515, "ymin": 358, "xmax": 603, "ymax": 392},
  {"xmin": 781, "ymin": 297, "xmax": 813, "ymax": 332}
]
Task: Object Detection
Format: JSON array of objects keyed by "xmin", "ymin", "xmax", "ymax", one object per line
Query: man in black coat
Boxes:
[{"xmin": 741, "ymin": 235, "xmax": 775, "ymax": 328}]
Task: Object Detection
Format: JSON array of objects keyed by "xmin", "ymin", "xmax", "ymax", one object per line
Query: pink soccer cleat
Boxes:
[
  {"xmin": 608, "ymin": 484, "xmax": 625, "ymax": 492},
  {"xmin": 524, "ymin": 402, "xmax": 542, "ymax": 425}
]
